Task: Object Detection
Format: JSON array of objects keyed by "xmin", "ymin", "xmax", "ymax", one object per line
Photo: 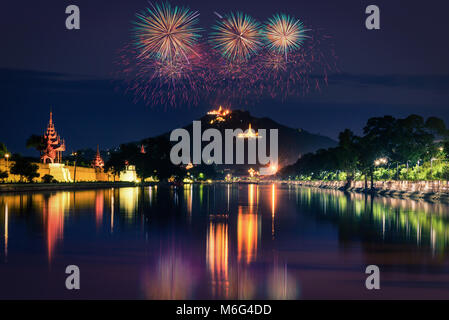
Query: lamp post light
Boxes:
[
  {"xmin": 4, "ymin": 153, "xmax": 10, "ymax": 172},
  {"xmin": 71, "ymin": 152, "xmax": 78, "ymax": 183}
]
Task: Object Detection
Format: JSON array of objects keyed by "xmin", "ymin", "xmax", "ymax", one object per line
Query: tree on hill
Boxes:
[
  {"xmin": 280, "ymin": 114, "xmax": 448, "ymax": 187},
  {"xmin": 10, "ymin": 154, "xmax": 40, "ymax": 183},
  {"xmin": 0, "ymin": 142, "xmax": 8, "ymax": 158}
]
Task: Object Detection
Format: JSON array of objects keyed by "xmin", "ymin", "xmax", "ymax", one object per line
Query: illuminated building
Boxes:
[
  {"xmin": 91, "ymin": 145, "xmax": 105, "ymax": 168},
  {"xmin": 237, "ymin": 123, "xmax": 259, "ymax": 139},
  {"xmin": 207, "ymin": 106, "xmax": 231, "ymax": 124},
  {"xmin": 41, "ymin": 111, "xmax": 66, "ymax": 164},
  {"xmin": 119, "ymin": 164, "xmax": 138, "ymax": 182}
]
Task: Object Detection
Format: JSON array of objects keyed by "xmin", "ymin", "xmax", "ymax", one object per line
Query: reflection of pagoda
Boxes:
[
  {"xmin": 41, "ymin": 111, "xmax": 66, "ymax": 164},
  {"xmin": 92, "ymin": 145, "xmax": 105, "ymax": 168}
]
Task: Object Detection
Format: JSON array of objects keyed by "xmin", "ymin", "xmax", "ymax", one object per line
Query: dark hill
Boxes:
[{"xmin": 151, "ymin": 109, "xmax": 336, "ymax": 168}]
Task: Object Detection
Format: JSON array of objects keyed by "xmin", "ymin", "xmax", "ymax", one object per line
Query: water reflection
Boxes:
[
  {"xmin": 119, "ymin": 187, "xmax": 139, "ymax": 219},
  {"xmin": 143, "ymin": 252, "xmax": 196, "ymax": 300},
  {"xmin": 295, "ymin": 187, "xmax": 449, "ymax": 253},
  {"xmin": 110, "ymin": 189, "xmax": 114, "ymax": 233},
  {"xmin": 1, "ymin": 185, "xmax": 449, "ymax": 299},
  {"xmin": 95, "ymin": 190, "xmax": 104, "ymax": 228},
  {"xmin": 207, "ymin": 221, "xmax": 229, "ymax": 297},
  {"xmin": 271, "ymin": 183, "xmax": 276, "ymax": 239},
  {"xmin": 237, "ymin": 206, "xmax": 260, "ymax": 264},
  {"xmin": 4, "ymin": 203, "xmax": 7, "ymax": 259},
  {"xmin": 43, "ymin": 192, "xmax": 69, "ymax": 262},
  {"xmin": 268, "ymin": 263, "xmax": 299, "ymax": 300}
]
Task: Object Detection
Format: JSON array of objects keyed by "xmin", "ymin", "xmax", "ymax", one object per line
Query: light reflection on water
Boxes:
[{"xmin": 0, "ymin": 184, "xmax": 449, "ymax": 299}]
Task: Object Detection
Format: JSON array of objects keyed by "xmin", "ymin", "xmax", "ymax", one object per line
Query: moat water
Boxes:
[{"xmin": 1, "ymin": 184, "xmax": 448, "ymax": 299}]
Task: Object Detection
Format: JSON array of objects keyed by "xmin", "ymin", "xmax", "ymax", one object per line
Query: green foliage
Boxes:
[
  {"xmin": 280, "ymin": 115, "xmax": 449, "ymax": 183},
  {"xmin": 26, "ymin": 134, "xmax": 45, "ymax": 152},
  {"xmin": 42, "ymin": 174, "xmax": 55, "ymax": 183},
  {"xmin": 105, "ymin": 138, "xmax": 190, "ymax": 182},
  {"xmin": 10, "ymin": 154, "xmax": 40, "ymax": 183},
  {"xmin": 0, "ymin": 170, "xmax": 8, "ymax": 182},
  {"xmin": 0, "ymin": 142, "xmax": 8, "ymax": 158}
]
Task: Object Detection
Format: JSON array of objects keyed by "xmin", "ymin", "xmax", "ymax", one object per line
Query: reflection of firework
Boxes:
[
  {"xmin": 264, "ymin": 14, "xmax": 309, "ymax": 61},
  {"xmin": 132, "ymin": 2, "xmax": 202, "ymax": 62},
  {"xmin": 210, "ymin": 12, "xmax": 263, "ymax": 62}
]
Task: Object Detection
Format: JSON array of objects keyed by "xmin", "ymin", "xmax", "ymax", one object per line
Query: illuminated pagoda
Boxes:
[
  {"xmin": 140, "ymin": 144, "xmax": 146, "ymax": 154},
  {"xmin": 207, "ymin": 106, "xmax": 231, "ymax": 124},
  {"xmin": 237, "ymin": 123, "xmax": 259, "ymax": 139},
  {"xmin": 92, "ymin": 145, "xmax": 105, "ymax": 168},
  {"xmin": 41, "ymin": 111, "xmax": 66, "ymax": 164}
]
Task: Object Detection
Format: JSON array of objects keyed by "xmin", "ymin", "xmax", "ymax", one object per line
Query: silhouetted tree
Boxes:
[{"xmin": 10, "ymin": 154, "xmax": 40, "ymax": 183}]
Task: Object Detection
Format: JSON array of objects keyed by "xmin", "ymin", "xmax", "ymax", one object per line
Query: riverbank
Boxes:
[
  {"xmin": 289, "ymin": 180, "xmax": 449, "ymax": 201},
  {"xmin": 0, "ymin": 182, "xmax": 139, "ymax": 193}
]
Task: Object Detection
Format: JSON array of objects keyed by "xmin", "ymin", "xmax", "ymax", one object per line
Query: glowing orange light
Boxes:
[
  {"xmin": 237, "ymin": 206, "xmax": 259, "ymax": 264},
  {"xmin": 238, "ymin": 123, "xmax": 259, "ymax": 139},
  {"xmin": 207, "ymin": 221, "xmax": 229, "ymax": 297}
]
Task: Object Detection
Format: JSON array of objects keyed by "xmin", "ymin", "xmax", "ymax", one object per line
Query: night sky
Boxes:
[{"xmin": 1, "ymin": 0, "xmax": 449, "ymax": 155}]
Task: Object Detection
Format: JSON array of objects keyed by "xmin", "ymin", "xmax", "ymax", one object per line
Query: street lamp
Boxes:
[
  {"xmin": 71, "ymin": 152, "xmax": 78, "ymax": 183},
  {"xmin": 4, "ymin": 153, "xmax": 10, "ymax": 171},
  {"xmin": 431, "ymin": 157, "xmax": 436, "ymax": 169},
  {"xmin": 374, "ymin": 157, "xmax": 388, "ymax": 167}
]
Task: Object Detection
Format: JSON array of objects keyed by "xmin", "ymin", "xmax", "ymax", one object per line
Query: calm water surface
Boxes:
[{"xmin": 1, "ymin": 184, "xmax": 449, "ymax": 299}]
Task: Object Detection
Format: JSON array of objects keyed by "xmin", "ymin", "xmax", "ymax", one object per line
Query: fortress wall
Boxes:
[{"xmin": 0, "ymin": 159, "xmax": 115, "ymax": 182}]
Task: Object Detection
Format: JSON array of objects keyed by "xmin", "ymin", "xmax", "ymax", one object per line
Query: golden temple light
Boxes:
[{"xmin": 237, "ymin": 123, "xmax": 259, "ymax": 139}]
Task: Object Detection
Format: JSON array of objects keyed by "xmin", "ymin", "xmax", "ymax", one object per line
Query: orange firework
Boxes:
[
  {"xmin": 264, "ymin": 13, "xmax": 309, "ymax": 61},
  {"xmin": 133, "ymin": 2, "xmax": 202, "ymax": 62},
  {"xmin": 210, "ymin": 12, "xmax": 263, "ymax": 62}
]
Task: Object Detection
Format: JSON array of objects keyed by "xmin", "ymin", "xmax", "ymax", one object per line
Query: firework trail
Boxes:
[
  {"xmin": 210, "ymin": 12, "xmax": 263, "ymax": 62},
  {"xmin": 263, "ymin": 13, "xmax": 309, "ymax": 61},
  {"xmin": 132, "ymin": 2, "xmax": 202, "ymax": 62}
]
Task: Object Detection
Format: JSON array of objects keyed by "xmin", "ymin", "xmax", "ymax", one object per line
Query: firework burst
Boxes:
[
  {"xmin": 116, "ymin": 4, "xmax": 339, "ymax": 108},
  {"xmin": 114, "ymin": 43, "xmax": 214, "ymax": 107},
  {"xmin": 210, "ymin": 12, "xmax": 263, "ymax": 62},
  {"xmin": 264, "ymin": 14, "xmax": 309, "ymax": 61},
  {"xmin": 257, "ymin": 28, "xmax": 338, "ymax": 100},
  {"xmin": 132, "ymin": 2, "xmax": 202, "ymax": 62}
]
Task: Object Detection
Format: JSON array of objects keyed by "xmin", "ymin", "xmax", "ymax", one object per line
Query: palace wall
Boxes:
[{"xmin": 0, "ymin": 159, "xmax": 117, "ymax": 183}]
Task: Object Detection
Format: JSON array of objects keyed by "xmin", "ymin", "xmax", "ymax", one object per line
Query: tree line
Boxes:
[{"xmin": 280, "ymin": 115, "xmax": 449, "ymax": 190}]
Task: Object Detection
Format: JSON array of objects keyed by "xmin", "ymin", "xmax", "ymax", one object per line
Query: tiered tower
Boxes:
[
  {"xmin": 92, "ymin": 145, "xmax": 105, "ymax": 168},
  {"xmin": 41, "ymin": 111, "xmax": 66, "ymax": 164}
]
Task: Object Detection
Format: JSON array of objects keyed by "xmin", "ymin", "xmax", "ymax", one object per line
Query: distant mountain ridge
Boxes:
[{"xmin": 149, "ymin": 109, "xmax": 337, "ymax": 168}]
